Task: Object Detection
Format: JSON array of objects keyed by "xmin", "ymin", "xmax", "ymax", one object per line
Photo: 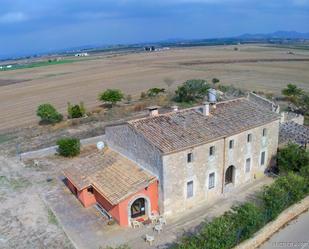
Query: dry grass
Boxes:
[{"xmin": 1, "ymin": 44, "xmax": 309, "ymax": 131}]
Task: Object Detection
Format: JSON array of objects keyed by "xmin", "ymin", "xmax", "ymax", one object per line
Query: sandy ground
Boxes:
[
  {"xmin": 0, "ymin": 155, "xmax": 74, "ymax": 249},
  {"xmin": 1, "ymin": 44, "xmax": 309, "ymax": 130}
]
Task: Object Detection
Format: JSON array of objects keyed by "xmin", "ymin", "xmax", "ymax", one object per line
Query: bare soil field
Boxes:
[{"xmin": 1, "ymin": 44, "xmax": 309, "ymax": 130}]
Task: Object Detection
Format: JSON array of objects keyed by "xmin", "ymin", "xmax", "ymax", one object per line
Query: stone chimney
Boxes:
[
  {"xmin": 203, "ymin": 101, "xmax": 210, "ymax": 116},
  {"xmin": 147, "ymin": 106, "xmax": 159, "ymax": 117},
  {"xmin": 171, "ymin": 105, "xmax": 178, "ymax": 112}
]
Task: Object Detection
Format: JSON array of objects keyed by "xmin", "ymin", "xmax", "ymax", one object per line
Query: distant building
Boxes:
[
  {"xmin": 74, "ymin": 52, "xmax": 89, "ymax": 57},
  {"xmin": 144, "ymin": 46, "xmax": 156, "ymax": 52}
]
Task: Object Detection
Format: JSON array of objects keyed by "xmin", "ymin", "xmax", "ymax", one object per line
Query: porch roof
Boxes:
[{"xmin": 63, "ymin": 146, "xmax": 156, "ymax": 205}]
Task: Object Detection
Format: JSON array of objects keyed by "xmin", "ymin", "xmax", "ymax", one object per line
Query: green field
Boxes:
[{"xmin": 0, "ymin": 59, "xmax": 78, "ymax": 71}]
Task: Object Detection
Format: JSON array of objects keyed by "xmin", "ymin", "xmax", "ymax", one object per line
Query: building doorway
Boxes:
[
  {"xmin": 130, "ymin": 198, "xmax": 146, "ymax": 218},
  {"xmin": 225, "ymin": 165, "xmax": 235, "ymax": 185}
]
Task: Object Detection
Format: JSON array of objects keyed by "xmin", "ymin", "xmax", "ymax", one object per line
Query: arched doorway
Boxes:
[
  {"xmin": 225, "ymin": 165, "xmax": 235, "ymax": 185},
  {"xmin": 130, "ymin": 197, "xmax": 146, "ymax": 218}
]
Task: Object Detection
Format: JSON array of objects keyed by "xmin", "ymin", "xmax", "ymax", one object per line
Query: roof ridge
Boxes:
[{"xmin": 128, "ymin": 97, "xmax": 247, "ymax": 124}]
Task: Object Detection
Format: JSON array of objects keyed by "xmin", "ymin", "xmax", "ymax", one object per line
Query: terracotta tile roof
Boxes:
[
  {"xmin": 279, "ymin": 121, "xmax": 309, "ymax": 146},
  {"xmin": 63, "ymin": 147, "xmax": 156, "ymax": 205},
  {"xmin": 128, "ymin": 98, "xmax": 280, "ymax": 153}
]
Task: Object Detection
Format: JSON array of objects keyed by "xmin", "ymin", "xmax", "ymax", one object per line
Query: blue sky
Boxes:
[{"xmin": 0, "ymin": 0, "xmax": 308, "ymax": 57}]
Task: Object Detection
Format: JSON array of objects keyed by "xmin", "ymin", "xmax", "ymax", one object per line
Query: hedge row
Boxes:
[{"xmin": 171, "ymin": 171, "xmax": 309, "ymax": 249}]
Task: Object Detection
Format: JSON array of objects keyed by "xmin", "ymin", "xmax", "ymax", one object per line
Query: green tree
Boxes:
[
  {"xmin": 282, "ymin": 84, "xmax": 303, "ymax": 103},
  {"xmin": 36, "ymin": 103, "xmax": 63, "ymax": 124},
  {"xmin": 297, "ymin": 92, "xmax": 309, "ymax": 115},
  {"xmin": 175, "ymin": 79, "xmax": 210, "ymax": 102},
  {"xmin": 57, "ymin": 137, "xmax": 80, "ymax": 157},
  {"xmin": 67, "ymin": 102, "xmax": 86, "ymax": 119},
  {"xmin": 278, "ymin": 143, "xmax": 309, "ymax": 173},
  {"xmin": 212, "ymin": 78, "xmax": 220, "ymax": 87},
  {"xmin": 98, "ymin": 89, "xmax": 124, "ymax": 107}
]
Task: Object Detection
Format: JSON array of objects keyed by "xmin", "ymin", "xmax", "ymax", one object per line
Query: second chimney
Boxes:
[
  {"xmin": 147, "ymin": 106, "xmax": 159, "ymax": 117},
  {"xmin": 203, "ymin": 101, "xmax": 210, "ymax": 116}
]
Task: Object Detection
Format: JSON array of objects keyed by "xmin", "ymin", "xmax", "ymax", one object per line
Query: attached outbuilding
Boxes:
[{"xmin": 63, "ymin": 147, "xmax": 159, "ymax": 227}]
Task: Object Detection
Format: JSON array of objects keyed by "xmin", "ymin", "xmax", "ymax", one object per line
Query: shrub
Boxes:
[
  {"xmin": 175, "ymin": 79, "xmax": 211, "ymax": 102},
  {"xmin": 36, "ymin": 103, "xmax": 63, "ymax": 124},
  {"xmin": 282, "ymin": 84, "xmax": 303, "ymax": 103},
  {"xmin": 276, "ymin": 173, "xmax": 307, "ymax": 203},
  {"xmin": 278, "ymin": 143, "xmax": 309, "ymax": 173},
  {"xmin": 172, "ymin": 203, "xmax": 263, "ymax": 249},
  {"xmin": 99, "ymin": 89, "xmax": 124, "ymax": 107},
  {"xmin": 260, "ymin": 172, "xmax": 307, "ymax": 221},
  {"xmin": 147, "ymin": 87, "xmax": 165, "ymax": 97},
  {"xmin": 212, "ymin": 78, "xmax": 220, "ymax": 86},
  {"xmin": 230, "ymin": 203, "xmax": 263, "ymax": 242},
  {"xmin": 67, "ymin": 102, "xmax": 86, "ymax": 119},
  {"xmin": 56, "ymin": 138, "xmax": 80, "ymax": 157}
]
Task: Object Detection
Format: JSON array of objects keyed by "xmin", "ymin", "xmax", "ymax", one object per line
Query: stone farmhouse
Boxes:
[{"xmin": 64, "ymin": 96, "xmax": 280, "ymax": 227}]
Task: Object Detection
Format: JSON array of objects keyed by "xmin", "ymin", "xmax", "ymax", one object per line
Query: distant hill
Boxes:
[{"xmin": 237, "ymin": 31, "xmax": 309, "ymax": 40}]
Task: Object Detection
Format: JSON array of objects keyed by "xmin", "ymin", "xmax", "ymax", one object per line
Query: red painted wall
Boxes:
[
  {"xmin": 66, "ymin": 178, "xmax": 96, "ymax": 208},
  {"xmin": 66, "ymin": 177, "xmax": 159, "ymax": 227},
  {"xmin": 77, "ymin": 188, "xmax": 96, "ymax": 208},
  {"xmin": 66, "ymin": 178, "xmax": 77, "ymax": 195},
  {"xmin": 108, "ymin": 180, "xmax": 159, "ymax": 226}
]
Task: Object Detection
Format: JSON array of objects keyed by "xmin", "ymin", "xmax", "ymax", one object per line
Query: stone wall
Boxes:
[
  {"xmin": 280, "ymin": 111, "xmax": 304, "ymax": 125},
  {"xmin": 105, "ymin": 124, "xmax": 165, "ymax": 211},
  {"xmin": 235, "ymin": 195, "xmax": 309, "ymax": 249},
  {"xmin": 162, "ymin": 119, "xmax": 280, "ymax": 217},
  {"xmin": 105, "ymin": 124, "xmax": 163, "ymax": 178},
  {"xmin": 162, "ymin": 140, "xmax": 224, "ymax": 216}
]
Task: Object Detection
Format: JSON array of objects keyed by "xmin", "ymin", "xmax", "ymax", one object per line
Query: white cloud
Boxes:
[
  {"xmin": 292, "ymin": 0, "xmax": 309, "ymax": 5},
  {"xmin": 0, "ymin": 12, "xmax": 28, "ymax": 23}
]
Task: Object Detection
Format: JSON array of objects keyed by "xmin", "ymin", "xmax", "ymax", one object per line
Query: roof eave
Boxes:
[{"xmin": 161, "ymin": 116, "xmax": 281, "ymax": 155}]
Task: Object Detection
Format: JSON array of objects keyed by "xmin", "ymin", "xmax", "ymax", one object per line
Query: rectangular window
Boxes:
[
  {"xmin": 247, "ymin": 134, "xmax": 252, "ymax": 143},
  {"xmin": 245, "ymin": 158, "xmax": 251, "ymax": 173},
  {"xmin": 209, "ymin": 173, "xmax": 215, "ymax": 189},
  {"xmin": 187, "ymin": 153, "xmax": 193, "ymax": 163},
  {"xmin": 209, "ymin": 146, "xmax": 215, "ymax": 156},
  {"xmin": 261, "ymin": 151, "xmax": 266, "ymax": 166},
  {"xmin": 263, "ymin": 128, "xmax": 267, "ymax": 137},
  {"xmin": 229, "ymin": 140, "xmax": 234, "ymax": 149},
  {"xmin": 187, "ymin": 181, "xmax": 194, "ymax": 198}
]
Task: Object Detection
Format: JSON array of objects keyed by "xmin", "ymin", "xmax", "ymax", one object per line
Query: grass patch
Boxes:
[
  {"xmin": 48, "ymin": 208, "xmax": 58, "ymax": 225},
  {"xmin": 10, "ymin": 178, "xmax": 31, "ymax": 190},
  {"xmin": 0, "ymin": 176, "xmax": 9, "ymax": 187},
  {"xmin": 0, "ymin": 59, "xmax": 77, "ymax": 71},
  {"xmin": 0, "ymin": 134, "xmax": 16, "ymax": 144},
  {"xmin": 0, "ymin": 176, "xmax": 31, "ymax": 190}
]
